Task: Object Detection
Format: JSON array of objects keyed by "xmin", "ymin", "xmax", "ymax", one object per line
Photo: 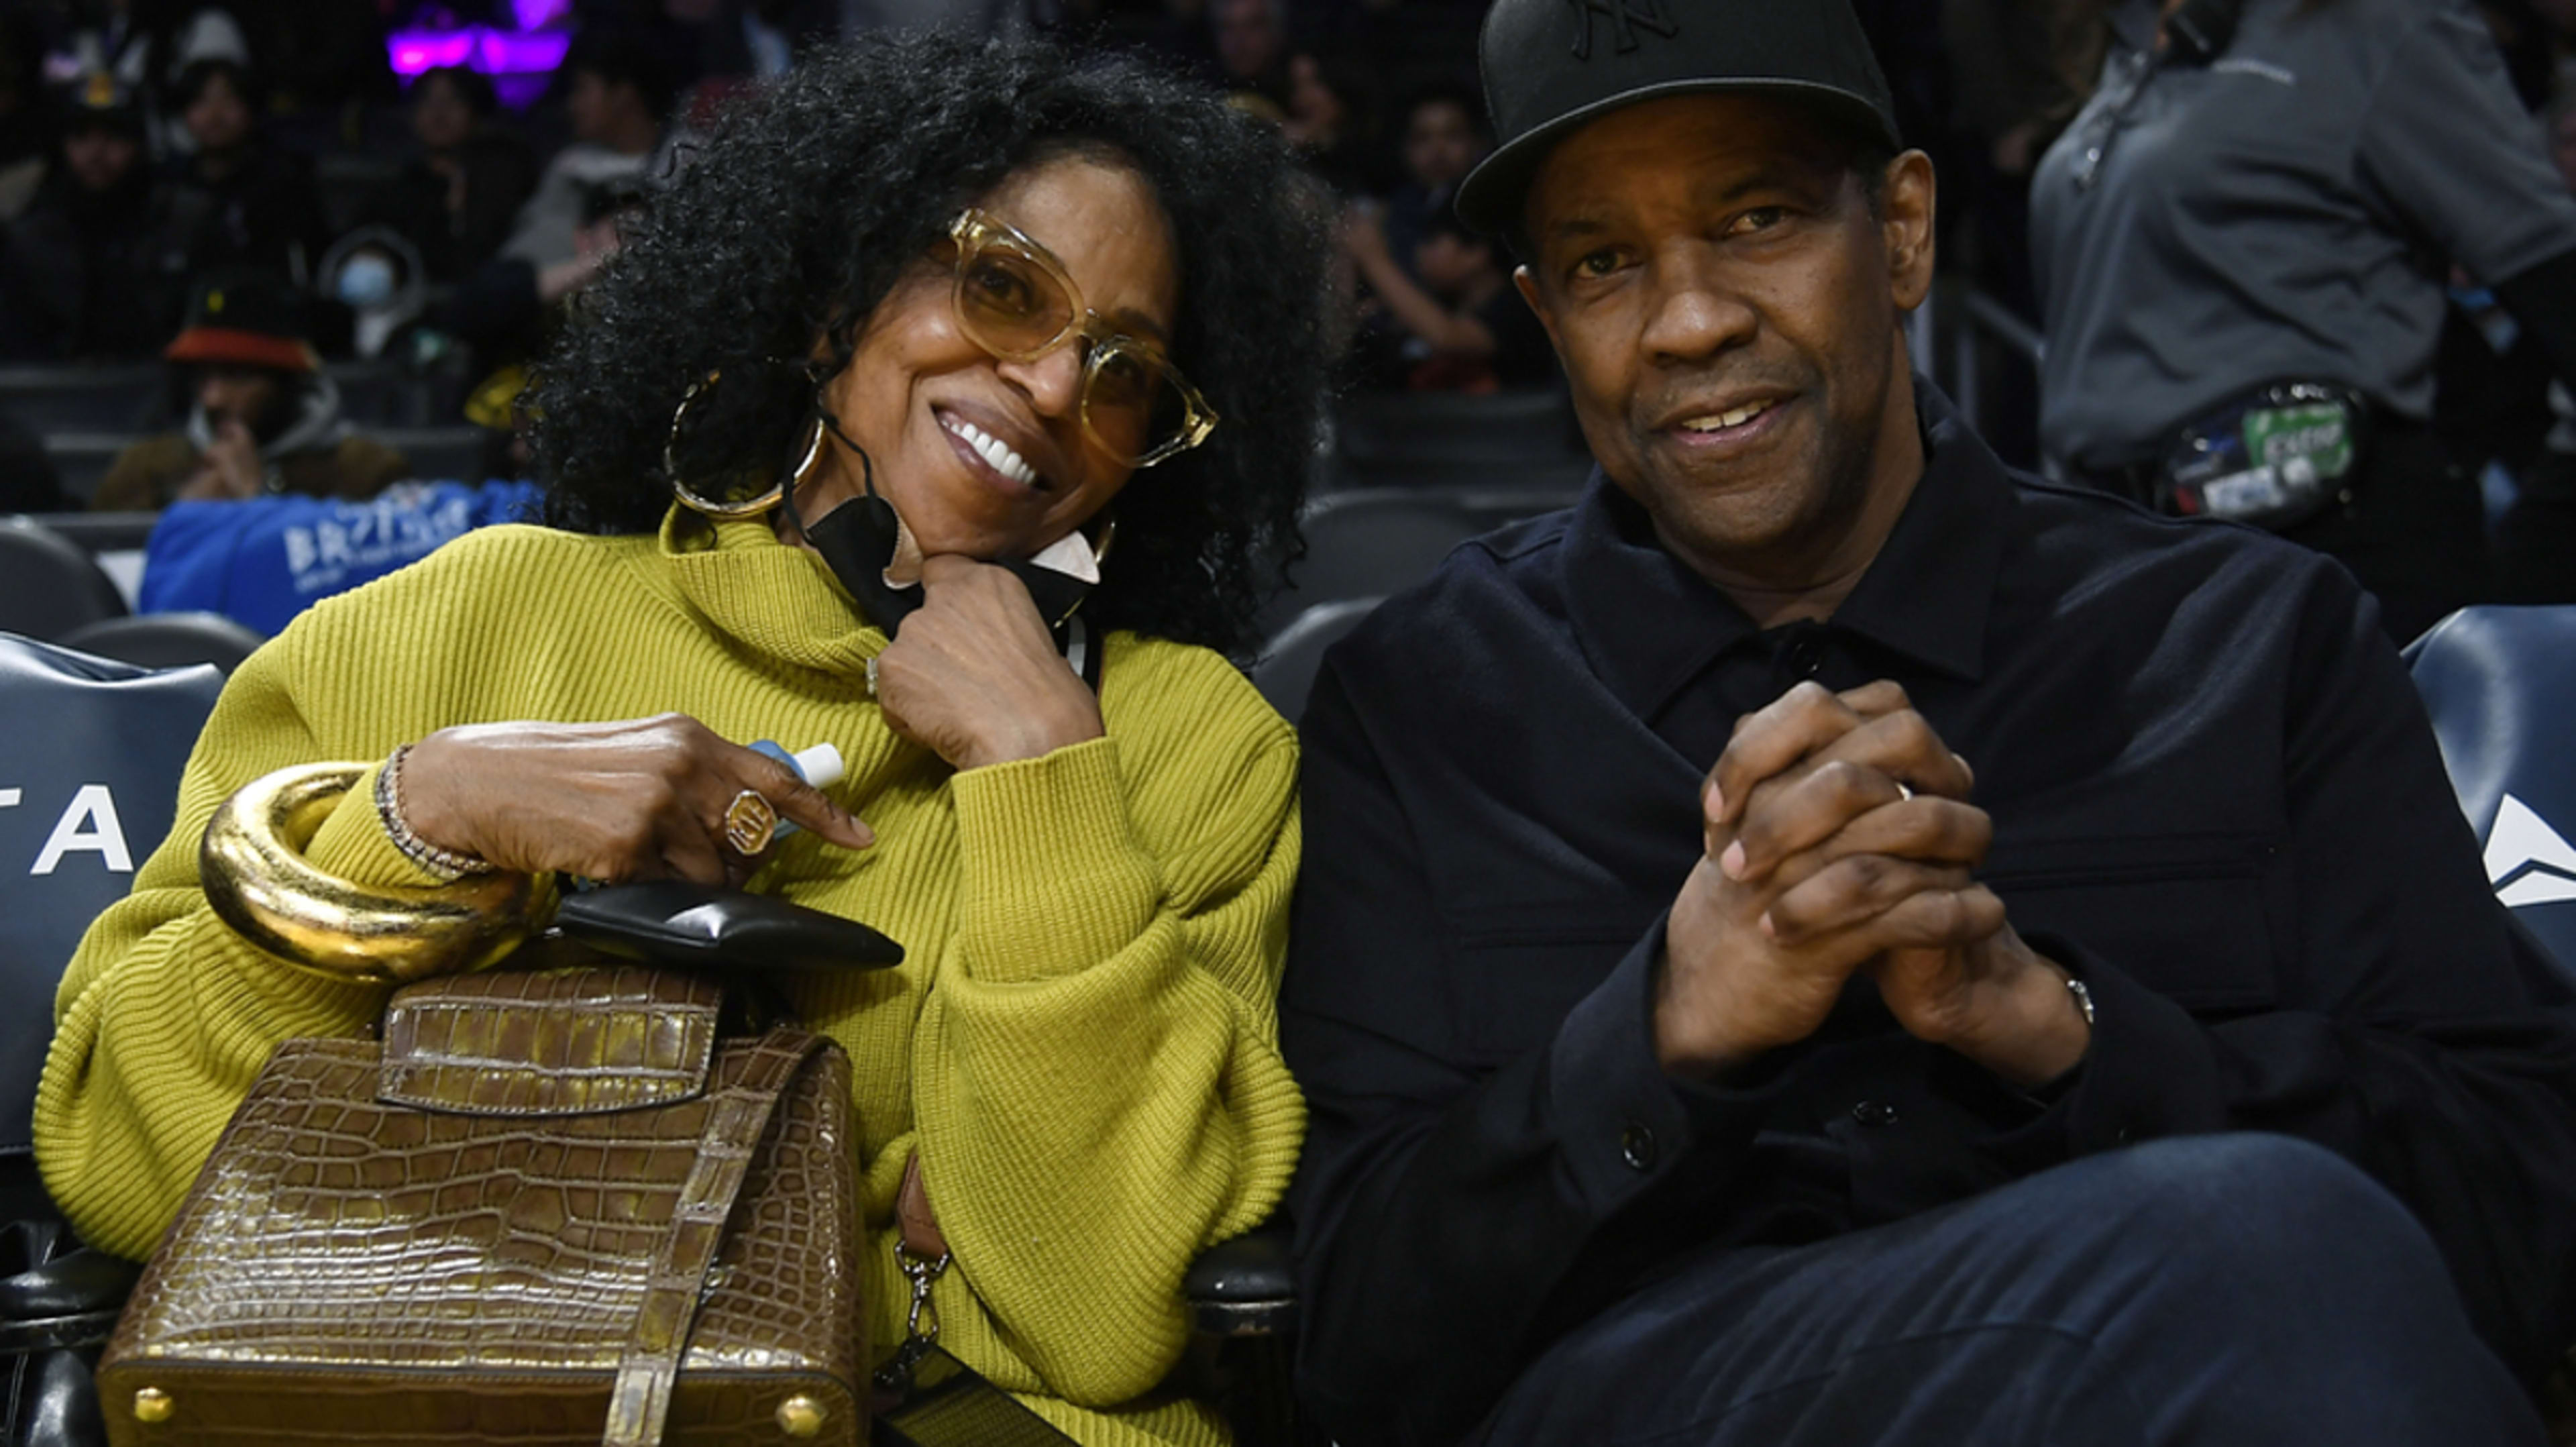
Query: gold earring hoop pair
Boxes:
[{"xmin": 663, "ymin": 369, "xmax": 829, "ymax": 520}]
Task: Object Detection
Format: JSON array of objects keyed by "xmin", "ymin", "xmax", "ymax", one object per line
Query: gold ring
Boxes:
[{"xmin": 723, "ymin": 788, "xmax": 777, "ymax": 855}]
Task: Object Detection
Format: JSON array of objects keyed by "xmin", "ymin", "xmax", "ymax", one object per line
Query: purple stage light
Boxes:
[{"xmin": 388, "ymin": 25, "xmax": 571, "ymax": 91}]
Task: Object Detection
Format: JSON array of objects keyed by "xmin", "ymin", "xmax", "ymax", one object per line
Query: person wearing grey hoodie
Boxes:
[{"xmin": 92, "ymin": 270, "xmax": 408, "ymax": 511}]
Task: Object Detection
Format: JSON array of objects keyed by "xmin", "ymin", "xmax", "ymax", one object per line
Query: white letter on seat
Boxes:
[{"xmin": 31, "ymin": 786, "xmax": 133, "ymax": 875}]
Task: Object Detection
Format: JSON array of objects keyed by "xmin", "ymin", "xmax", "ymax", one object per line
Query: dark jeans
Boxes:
[{"xmin": 1480, "ymin": 1134, "xmax": 2542, "ymax": 1447}]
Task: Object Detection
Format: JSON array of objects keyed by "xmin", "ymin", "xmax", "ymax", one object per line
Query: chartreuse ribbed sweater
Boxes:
[{"xmin": 34, "ymin": 511, "xmax": 1306, "ymax": 1447}]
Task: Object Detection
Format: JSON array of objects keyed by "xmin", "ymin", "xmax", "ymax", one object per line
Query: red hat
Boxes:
[{"xmin": 163, "ymin": 273, "xmax": 319, "ymax": 374}]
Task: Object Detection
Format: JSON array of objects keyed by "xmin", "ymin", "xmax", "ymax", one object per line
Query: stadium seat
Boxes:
[
  {"xmin": 376, "ymin": 425, "xmax": 494, "ymax": 484},
  {"xmin": 1263, "ymin": 486, "xmax": 1585, "ymax": 638},
  {"xmin": 1334, "ymin": 387, "xmax": 1580, "ymax": 464},
  {"xmin": 0, "ymin": 367, "xmax": 165, "ymax": 435},
  {"xmin": 2406, "ymin": 606, "xmax": 2576, "ymax": 976},
  {"xmin": 0, "ymin": 521, "xmax": 125, "ymax": 642},
  {"xmin": 58, "ymin": 612, "xmax": 266, "ymax": 676},
  {"xmin": 1254, "ymin": 596, "xmax": 1383, "ymax": 722},
  {"xmin": 36, "ymin": 435, "xmax": 133, "ymax": 509},
  {"xmin": 1261, "ymin": 492, "xmax": 1481, "ymax": 637},
  {"xmin": 0, "ymin": 636, "xmax": 225, "ymax": 1222}
]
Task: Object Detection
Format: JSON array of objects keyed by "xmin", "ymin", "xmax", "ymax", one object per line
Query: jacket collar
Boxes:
[{"xmin": 1562, "ymin": 380, "xmax": 2010, "ymax": 721}]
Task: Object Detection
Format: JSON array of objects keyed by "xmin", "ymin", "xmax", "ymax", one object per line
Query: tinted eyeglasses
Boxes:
[{"xmin": 947, "ymin": 209, "xmax": 1218, "ymax": 469}]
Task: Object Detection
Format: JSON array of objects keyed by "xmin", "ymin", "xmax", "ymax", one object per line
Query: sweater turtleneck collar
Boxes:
[{"xmin": 655, "ymin": 504, "xmax": 887, "ymax": 682}]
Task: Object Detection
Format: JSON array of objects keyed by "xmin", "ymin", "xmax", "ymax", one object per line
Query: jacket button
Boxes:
[
  {"xmin": 1782, "ymin": 635, "xmax": 1824, "ymax": 676},
  {"xmin": 1619, "ymin": 1124, "xmax": 1658, "ymax": 1171},
  {"xmin": 1851, "ymin": 1100, "xmax": 1900, "ymax": 1128}
]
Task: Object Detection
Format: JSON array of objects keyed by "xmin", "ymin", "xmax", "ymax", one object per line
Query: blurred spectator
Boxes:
[
  {"xmin": 1944, "ymin": 0, "xmax": 2100, "ymax": 179},
  {"xmin": 669, "ymin": 0, "xmax": 839, "ymax": 113},
  {"xmin": 161, "ymin": 56, "xmax": 327, "ymax": 286},
  {"xmin": 2032, "ymin": 0, "xmax": 2576, "ymax": 642},
  {"xmin": 1279, "ymin": 50, "xmax": 1379, "ymax": 193},
  {"xmin": 0, "ymin": 409, "xmax": 64, "ymax": 513},
  {"xmin": 93, "ymin": 272, "xmax": 409, "ymax": 511},
  {"xmin": 233, "ymin": 0, "xmax": 393, "ymax": 116},
  {"xmin": 357, "ymin": 66, "xmax": 538, "ymax": 285},
  {"xmin": 317, "ymin": 226, "xmax": 429, "ymax": 362},
  {"xmin": 1342, "ymin": 204, "xmax": 1553, "ymax": 392},
  {"xmin": 1211, "ymin": 0, "xmax": 1289, "ymax": 107},
  {"xmin": 0, "ymin": 72, "xmax": 188, "ymax": 362},
  {"xmin": 0, "ymin": 9, "xmax": 53, "ymax": 219},
  {"xmin": 500, "ymin": 26, "xmax": 683, "ymax": 270},
  {"xmin": 1938, "ymin": 0, "xmax": 2100, "ymax": 468},
  {"xmin": 47, "ymin": 0, "xmax": 248, "ymax": 158},
  {"xmin": 1379, "ymin": 78, "xmax": 1487, "ymax": 282},
  {"xmin": 446, "ymin": 178, "xmax": 643, "ymax": 396}
]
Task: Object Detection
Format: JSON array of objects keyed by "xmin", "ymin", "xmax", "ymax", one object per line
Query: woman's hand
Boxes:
[
  {"xmin": 399, "ymin": 714, "xmax": 873, "ymax": 885},
  {"xmin": 873, "ymin": 554, "xmax": 1105, "ymax": 771}
]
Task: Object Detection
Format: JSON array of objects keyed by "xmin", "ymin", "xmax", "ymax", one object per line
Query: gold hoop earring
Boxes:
[
  {"xmin": 1089, "ymin": 514, "xmax": 1117, "ymax": 569},
  {"xmin": 664, "ymin": 370, "xmax": 823, "ymax": 519}
]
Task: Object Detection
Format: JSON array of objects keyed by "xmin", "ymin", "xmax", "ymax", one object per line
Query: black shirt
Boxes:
[{"xmin": 1281, "ymin": 389, "xmax": 2576, "ymax": 1446}]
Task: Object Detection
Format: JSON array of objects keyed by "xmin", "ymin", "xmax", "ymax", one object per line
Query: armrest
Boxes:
[
  {"xmin": 0, "ymin": 1219, "xmax": 140, "ymax": 1354},
  {"xmin": 1185, "ymin": 1226, "xmax": 1297, "ymax": 1338}
]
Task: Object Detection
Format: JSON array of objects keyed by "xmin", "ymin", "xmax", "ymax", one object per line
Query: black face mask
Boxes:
[{"xmin": 780, "ymin": 410, "xmax": 1102, "ymax": 680}]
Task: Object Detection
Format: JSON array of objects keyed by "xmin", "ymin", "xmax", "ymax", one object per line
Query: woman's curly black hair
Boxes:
[{"xmin": 529, "ymin": 34, "xmax": 1330, "ymax": 656}]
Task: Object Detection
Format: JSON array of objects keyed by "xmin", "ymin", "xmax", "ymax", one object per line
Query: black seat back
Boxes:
[
  {"xmin": 57, "ymin": 614, "xmax": 266, "ymax": 676},
  {"xmin": 2406, "ymin": 606, "xmax": 2576, "ymax": 977},
  {"xmin": 0, "ymin": 636, "xmax": 223, "ymax": 1218},
  {"xmin": 1254, "ymin": 596, "xmax": 1383, "ymax": 723},
  {"xmin": 0, "ymin": 523, "xmax": 125, "ymax": 643}
]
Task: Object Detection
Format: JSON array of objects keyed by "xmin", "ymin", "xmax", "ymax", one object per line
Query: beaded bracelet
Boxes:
[{"xmin": 373, "ymin": 743, "xmax": 495, "ymax": 882}]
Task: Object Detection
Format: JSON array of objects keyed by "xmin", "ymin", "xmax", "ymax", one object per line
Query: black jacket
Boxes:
[{"xmin": 1281, "ymin": 390, "xmax": 2576, "ymax": 1445}]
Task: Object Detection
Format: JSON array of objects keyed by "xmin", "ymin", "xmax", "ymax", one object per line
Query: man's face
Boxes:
[
  {"xmin": 1213, "ymin": 0, "xmax": 1281, "ymax": 82},
  {"xmin": 412, "ymin": 73, "xmax": 476, "ymax": 152},
  {"xmin": 1404, "ymin": 100, "xmax": 1484, "ymax": 191},
  {"xmin": 183, "ymin": 72, "xmax": 250, "ymax": 154},
  {"xmin": 1515, "ymin": 95, "xmax": 1933, "ymax": 584},
  {"xmin": 63, "ymin": 125, "xmax": 137, "ymax": 193},
  {"xmin": 196, "ymin": 364, "xmax": 290, "ymax": 440},
  {"xmin": 566, "ymin": 70, "xmax": 623, "ymax": 143}
]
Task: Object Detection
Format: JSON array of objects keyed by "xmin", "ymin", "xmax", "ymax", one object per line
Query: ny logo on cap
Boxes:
[{"xmin": 1566, "ymin": 0, "xmax": 1676, "ymax": 60}]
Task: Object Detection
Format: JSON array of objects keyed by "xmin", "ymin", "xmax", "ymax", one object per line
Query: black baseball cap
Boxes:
[
  {"xmin": 1455, "ymin": 0, "xmax": 1902, "ymax": 238},
  {"xmin": 165, "ymin": 271, "xmax": 318, "ymax": 374}
]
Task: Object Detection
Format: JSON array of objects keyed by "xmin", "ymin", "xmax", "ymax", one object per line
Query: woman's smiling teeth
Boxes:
[
  {"xmin": 1682, "ymin": 400, "xmax": 1774, "ymax": 433},
  {"xmin": 946, "ymin": 416, "xmax": 1040, "ymax": 488}
]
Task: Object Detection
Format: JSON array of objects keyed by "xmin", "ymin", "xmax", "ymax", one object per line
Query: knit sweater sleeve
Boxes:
[
  {"xmin": 33, "ymin": 602, "xmax": 464, "ymax": 1260},
  {"xmin": 907, "ymin": 653, "xmax": 1305, "ymax": 1408}
]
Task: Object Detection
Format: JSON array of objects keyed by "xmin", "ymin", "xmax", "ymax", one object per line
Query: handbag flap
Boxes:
[{"xmin": 380, "ymin": 965, "xmax": 723, "ymax": 1115}]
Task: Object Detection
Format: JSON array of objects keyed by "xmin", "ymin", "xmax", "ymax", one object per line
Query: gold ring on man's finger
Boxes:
[{"xmin": 723, "ymin": 788, "xmax": 778, "ymax": 855}]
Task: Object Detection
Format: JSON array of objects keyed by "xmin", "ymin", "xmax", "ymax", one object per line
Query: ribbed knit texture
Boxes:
[{"xmin": 34, "ymin": 511, "xmax": 1306, "ymax": 1447}]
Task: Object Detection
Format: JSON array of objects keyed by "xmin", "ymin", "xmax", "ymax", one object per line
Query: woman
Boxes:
[
  {"xmin": 34, "ymin": 34, "xmax": 1329, "ymax": 1446},
  {"xmin": 358, "ymin": 65, "xmax": 540, "ymax": 284},
  {"xmin": 2030, "ymin": 0, "xmax": 2576, "ymax": 641}
]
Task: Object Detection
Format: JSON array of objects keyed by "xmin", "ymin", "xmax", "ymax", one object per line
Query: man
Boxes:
[
  {"xmin": 1379, "ymin": 80, "xmax": 1491, "ymax": 271},
  {"xmin": 500, "ymin": 27, "xmax": 683, "ymax": 273},
  {"xmin": 1343, "ymin": 207, "xmax": 1554, "ymax": 391},
  {"xmin": 162, "ymin": 58, "xmax": 328, "ymax": 288},
  {"xmin": 93, "ymin": 272, "xmax": 409, "ymax": 511},
  {"xmin": 0, "ymin": 72, "xmax": 186, "ymax": 362},
  {"xmin": 1280, "ymin": 1, "xmax": 2576, "ymax": 1444}
]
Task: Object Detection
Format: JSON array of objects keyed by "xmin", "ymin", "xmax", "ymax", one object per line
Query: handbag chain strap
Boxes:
[
  {"xmin": 602, "ymin": 1025, "xmax": 826, "ymax": 1447},
  {"xmin": 874, "ymin": 1149, "xmax": 953, "ymax": 1395}
]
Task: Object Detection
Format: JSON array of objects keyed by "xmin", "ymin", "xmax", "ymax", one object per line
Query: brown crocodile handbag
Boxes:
[{"xmin": 92, "ymin": 965, "xmax": 867, "ymax": 1447}]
